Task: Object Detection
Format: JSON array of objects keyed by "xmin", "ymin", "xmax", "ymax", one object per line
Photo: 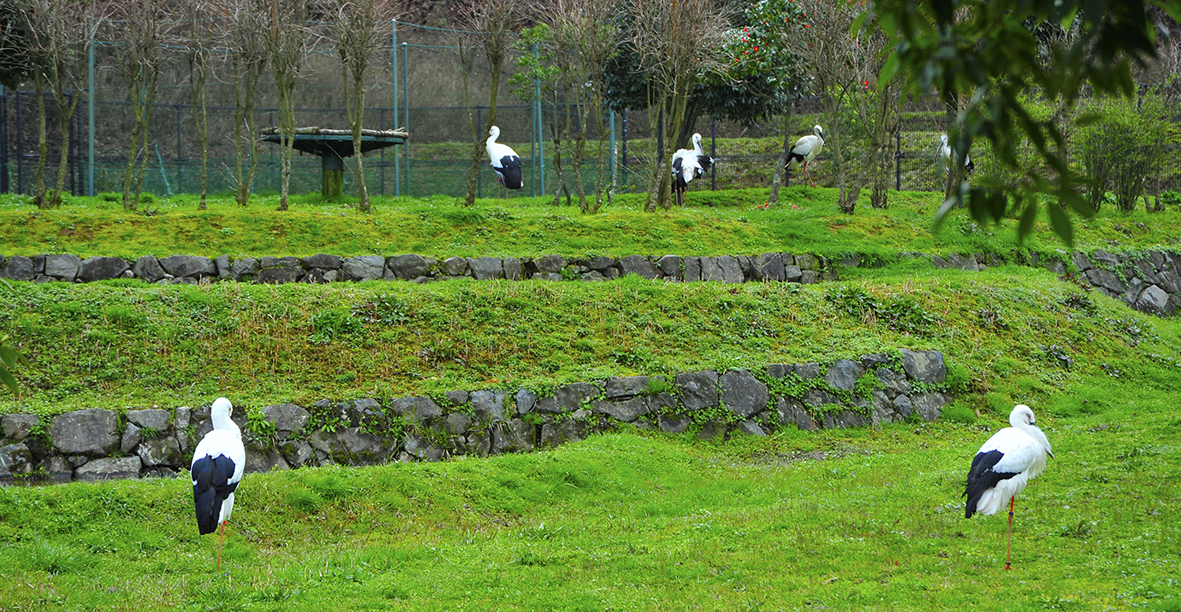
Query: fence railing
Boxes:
[{"xmin": 3, "ymin": 30, "xmax": 1179, "ymax": 203}]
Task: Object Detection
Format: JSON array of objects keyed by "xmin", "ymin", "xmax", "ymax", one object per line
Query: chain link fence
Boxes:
[{"xmin": 2, "ymin": 21, "xmax": 1179, "ymax": 202}]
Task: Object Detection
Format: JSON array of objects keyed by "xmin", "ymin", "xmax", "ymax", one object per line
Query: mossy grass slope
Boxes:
[
  {"xmin": 2, "ymin": 189, "xmax": 1179, "ymax": 261},
  {"xmin": 1, "ymin": 189, "xmax": 1180, "ymax": 609},
  {"xmin": 2, "ymin": 266, "xmax": 1179, "ymax": 416}
]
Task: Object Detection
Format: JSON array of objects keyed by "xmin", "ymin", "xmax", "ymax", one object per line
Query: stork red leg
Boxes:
[
  {"xmin": 1005, "ymin": 496, "xmax": 1014, "ymax": 570},
  {"xmin": 218, "ymin": 521, "xmax": 225, "ymax": 572}
]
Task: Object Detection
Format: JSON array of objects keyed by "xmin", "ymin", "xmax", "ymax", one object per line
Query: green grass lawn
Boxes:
[
  {"xmin": 2, "ymin": 188, "xmax": 1180, "ymax": 261},
  {"xmin": 2, "ymin": 379, "xmax": 1179, "ymax": 610}
]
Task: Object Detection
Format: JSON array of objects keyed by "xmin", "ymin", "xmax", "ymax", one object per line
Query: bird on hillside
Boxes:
[
  {"xmin": 938, "ymin": 133, "xmax": 975, "ymax": 175},
  {"xmin": 964, "ymin": 404, "xmax": 1054, "ymax": 570},
  {"xmin": 785, "ymin": 125, "xmax": 824, "ymax": 188},
  {"xmin": 671, "ymin": 132, "xmax": 715, "ymax": 206},
  {"xmin": 486, "ymin": 125, "xmax": 523, "ymax": 201},
  {"xmin": 191, "ymin": 396, "xmax": 246, "ymax": 574}
]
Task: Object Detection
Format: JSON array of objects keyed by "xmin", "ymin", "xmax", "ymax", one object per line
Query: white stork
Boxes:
[
  {"xmin": 938, "ymin": 134, "xmax": 975, "ymax": 175},
  {"xmin": 964, "ymin": 404, "xmax": 1054, "ymax": 570},
  {"xmin": 486, "ymin": 125, "xmax": 523, "ymax": 201},
  {"xmin": 785, "ymin": 125, "xmax": 824, "ymax": 188},
  {"xmin": 191, "ymin": 396, "xmax": 246, "ymax": 573},
  {"xmin": 671, "ymin": 133, "xmax": 715, "ymax": 206}
]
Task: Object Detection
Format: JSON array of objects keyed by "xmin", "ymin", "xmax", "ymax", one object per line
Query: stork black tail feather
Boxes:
[
  {"xmin": 192, "ymin": 454, "xmax": 238, "ymax": 534},
  {"xmin": 963, "ymin": 449, "xmax": 1014, "ymax": 518},
  {"xmin": 194, "ymin": 487, "xmax": 221, "ymax": 534},
  {"xmin": 497, "ymin": 155, "xmax": 523, "ymax": 189}
]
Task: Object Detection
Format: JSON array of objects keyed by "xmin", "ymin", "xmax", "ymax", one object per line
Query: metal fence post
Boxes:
[
  {"xmin": 392, "ymin": 19, "xmax": 399, "ymax": 197},
  {"xmin": 88, "ymin": 35, "xmax": 95, "ymax": 196},
  {"xmin": 477, "ymin": 106, "xmax": 483, "ymax": 198},
  {"xmin": 895, "ymin": 126, "xmax": 902, "ymax": 191},
  {"xmin": 402, "ymin": 42, "xmax": 409, "ymax": 197},
  {"xmin": 16, "ymin": 91, "xmax": 22, "ymax": 195},
  {"xmin": 609, "ymin": 108, "xmax": 616, "ymax": 191},
  {"xmin": 380, "ymin": 107, "xmax": 386, "ymax": 196},
  {"xmin": 534, "ymin": 44, "xmax": 544, "ymax": 198},
  {"xmin": 176, "ymin": 104, "xmax": 183, "ymax": 194},
  {"xmin": 1, "ymin": 84, "xmax": 8, "ymax": 193},
  {"xmin": 530, "ymin": 43, "xmax": 537, "ymax": 198},
  {"xmin": 710, "ymin": 119, "xmax": 716, "ymax": 191},
  {"xmin": 621, "ymin": 108, "xmax": 628, "ymax": 193}
]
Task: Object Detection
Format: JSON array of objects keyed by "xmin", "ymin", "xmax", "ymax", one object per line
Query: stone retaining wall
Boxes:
[
  {"xmin": 0, "ymin": 252, "xmax": 835, "ymax": 286},
  {"xmin": 1, "ymin": 248, "xmax": 1177, "ymax": 316},
  {"xmin": 0, "ymin": 349, "xmax": 951, "ymax": 484}
]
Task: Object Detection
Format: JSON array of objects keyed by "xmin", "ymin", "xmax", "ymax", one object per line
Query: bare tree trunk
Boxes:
[
  {"xmin": 263, "ymin": 0, "xmax": 309, "ymax": 212},
  {"xmin": 351, "ymin": 71, "xmax": 370, "ymax": 211},
  {"xmin": 544, "ymin": 91, "xmax": 570, "ymax": 207},
  {"xmin": 190, "ymin": 59, "xmax": 209, "ymax": 209},
  {"xmin": 571, "ymin": 86, "xmax": 590, "ymax": 211},
  {"xmin": 276, "ymin": 71, "xmax": 296, "ymax": 211},
  {"xmin": 331, "ymin": 0, "xmax": 392, "ymax": 212},
  {"xmin": 343, "ymin": 60, "xmax": 369, "ymax": 210},
  {"xmin": 232, "ymin": 59, "xmax": 262, "ymax": 207},
  {"xmin": 643, "ymin": 92, "xmax": 665, "ymax": 212},
  {"xmin": 121, "ymin": 96, "xmax": 142, "ymax": 211},
  {"xmin": 130, "ymin": 82, "xmax": 158, "ymax": 210},
  {"xmin": 459, "ymin": 45, "xmax": 482, "ymax": 206},
  {"xmin": 33, "ymin": 74, "xmax": 49, "ymax": 208},
  {"xmin": 52, "ymin": 91, "xmax": 81, "ymax": 207},
  {"xmin": 590, "ymin": 91, "xmax": 610, "ymax": 212},
  {"xmin": 768, "ymin": 105, "xmax": 793, "ymax": 204},
  {"xmin": 459, "ymin": 1, "xmax": 516, "ymax": 206},
  {"xmin": 659, "ymin": 85, "xmax": 691, "ymax": 209}
]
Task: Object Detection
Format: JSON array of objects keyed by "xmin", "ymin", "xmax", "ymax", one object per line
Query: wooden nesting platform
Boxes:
[{"xmin": 260, "ymin": 127, "xmax": 408, "ymax": 197}]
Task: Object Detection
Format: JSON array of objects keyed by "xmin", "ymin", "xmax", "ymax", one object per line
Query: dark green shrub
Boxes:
[{"xmin": 1076, "ymin": 92, "xmax": 1170, "ymax": 213}]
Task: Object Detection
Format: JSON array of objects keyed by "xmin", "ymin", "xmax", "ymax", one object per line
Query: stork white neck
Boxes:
[
  {"xmin": 211, "ymin": 397, "xmax": 241, "ymax": 437},
  {"xmin": 1010, "ymin": 404, "xmax": 1053, "ymax": 458}
]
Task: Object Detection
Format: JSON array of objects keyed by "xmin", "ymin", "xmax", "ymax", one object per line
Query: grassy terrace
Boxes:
[
  {"xmin": 2, "ymin": 187, "xmax": 1180, "ymax": 260},
  {"xmin": 1, "ymin": 188, "xmax": 1180, "ymax": 609}
]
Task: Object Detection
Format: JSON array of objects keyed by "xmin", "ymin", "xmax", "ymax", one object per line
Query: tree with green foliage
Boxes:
[
  {"xmin": 18, "ymin": 0, "xmax": 107, "ymax": 210},
  {"xmin": 261, "ymin": 0, "xmax": 311, "ymax": 212},
  {"xmin": 511, "ymin": 0, "xmax": 619, "ymax": 213},
  {"xmin": 181, "ymin": 0, "xmax": 217, "ymax": 211},
  {"xmin": 328, "ymin": 0, "xmax": 397, "ymax": 213},
  {"xmin": 219, "ymin": 0, "xmax": 267, "ymax": 208},
  {"xmin": 606, "ymin": 0, "xmax": 807, "ymax": 154},
  {"xmin": 870, "ymin": 0, "xmax": 1180, "ymax": 245},
  {"xmin": 457, "ymin": 0, "xmax": 520, "ymax": 207},
  {"xmin": 718, "ymin": 0, "xmax": 810, "ymax": 206},
  {"xmin": 1076, "ymin": 91, "xmax": 1171, "ymax": 213},
  {"xmin": 629, "ymin": 0, "xmax": 729, "ymax": 211},
  {"xmin": 111, "ymin": 0, "xmax": 171, "ymax": 212},
  {"xmin": 511, "ymin": 24, "xmax": 574, "ymax": 206},
  {"xmin": 797, "ymin": 0, "xmax": 863, "ymax": 212}
]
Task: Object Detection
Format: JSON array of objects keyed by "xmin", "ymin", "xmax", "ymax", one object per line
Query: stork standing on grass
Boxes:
[
  {"xmin": 486, "ymin": 125, "xmax": 522, "ymax": 202},
  {"xmin": 191, "ymin": 397, "xmax": 246, "ymax": 574},
  {"xmin": 938, "ymin": 134, "xmax": 975, "ymax": 175},
  {"xmin": 785, "ymin": 125, "xmax": 824, "ymax": 187},
  {"xmin": 964, "ymin": 404, "xmax": 1054, "ymax": 570},
  {"xmin": 671, "ymin": 133, "xmax": 715, "ymax": 206}
]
